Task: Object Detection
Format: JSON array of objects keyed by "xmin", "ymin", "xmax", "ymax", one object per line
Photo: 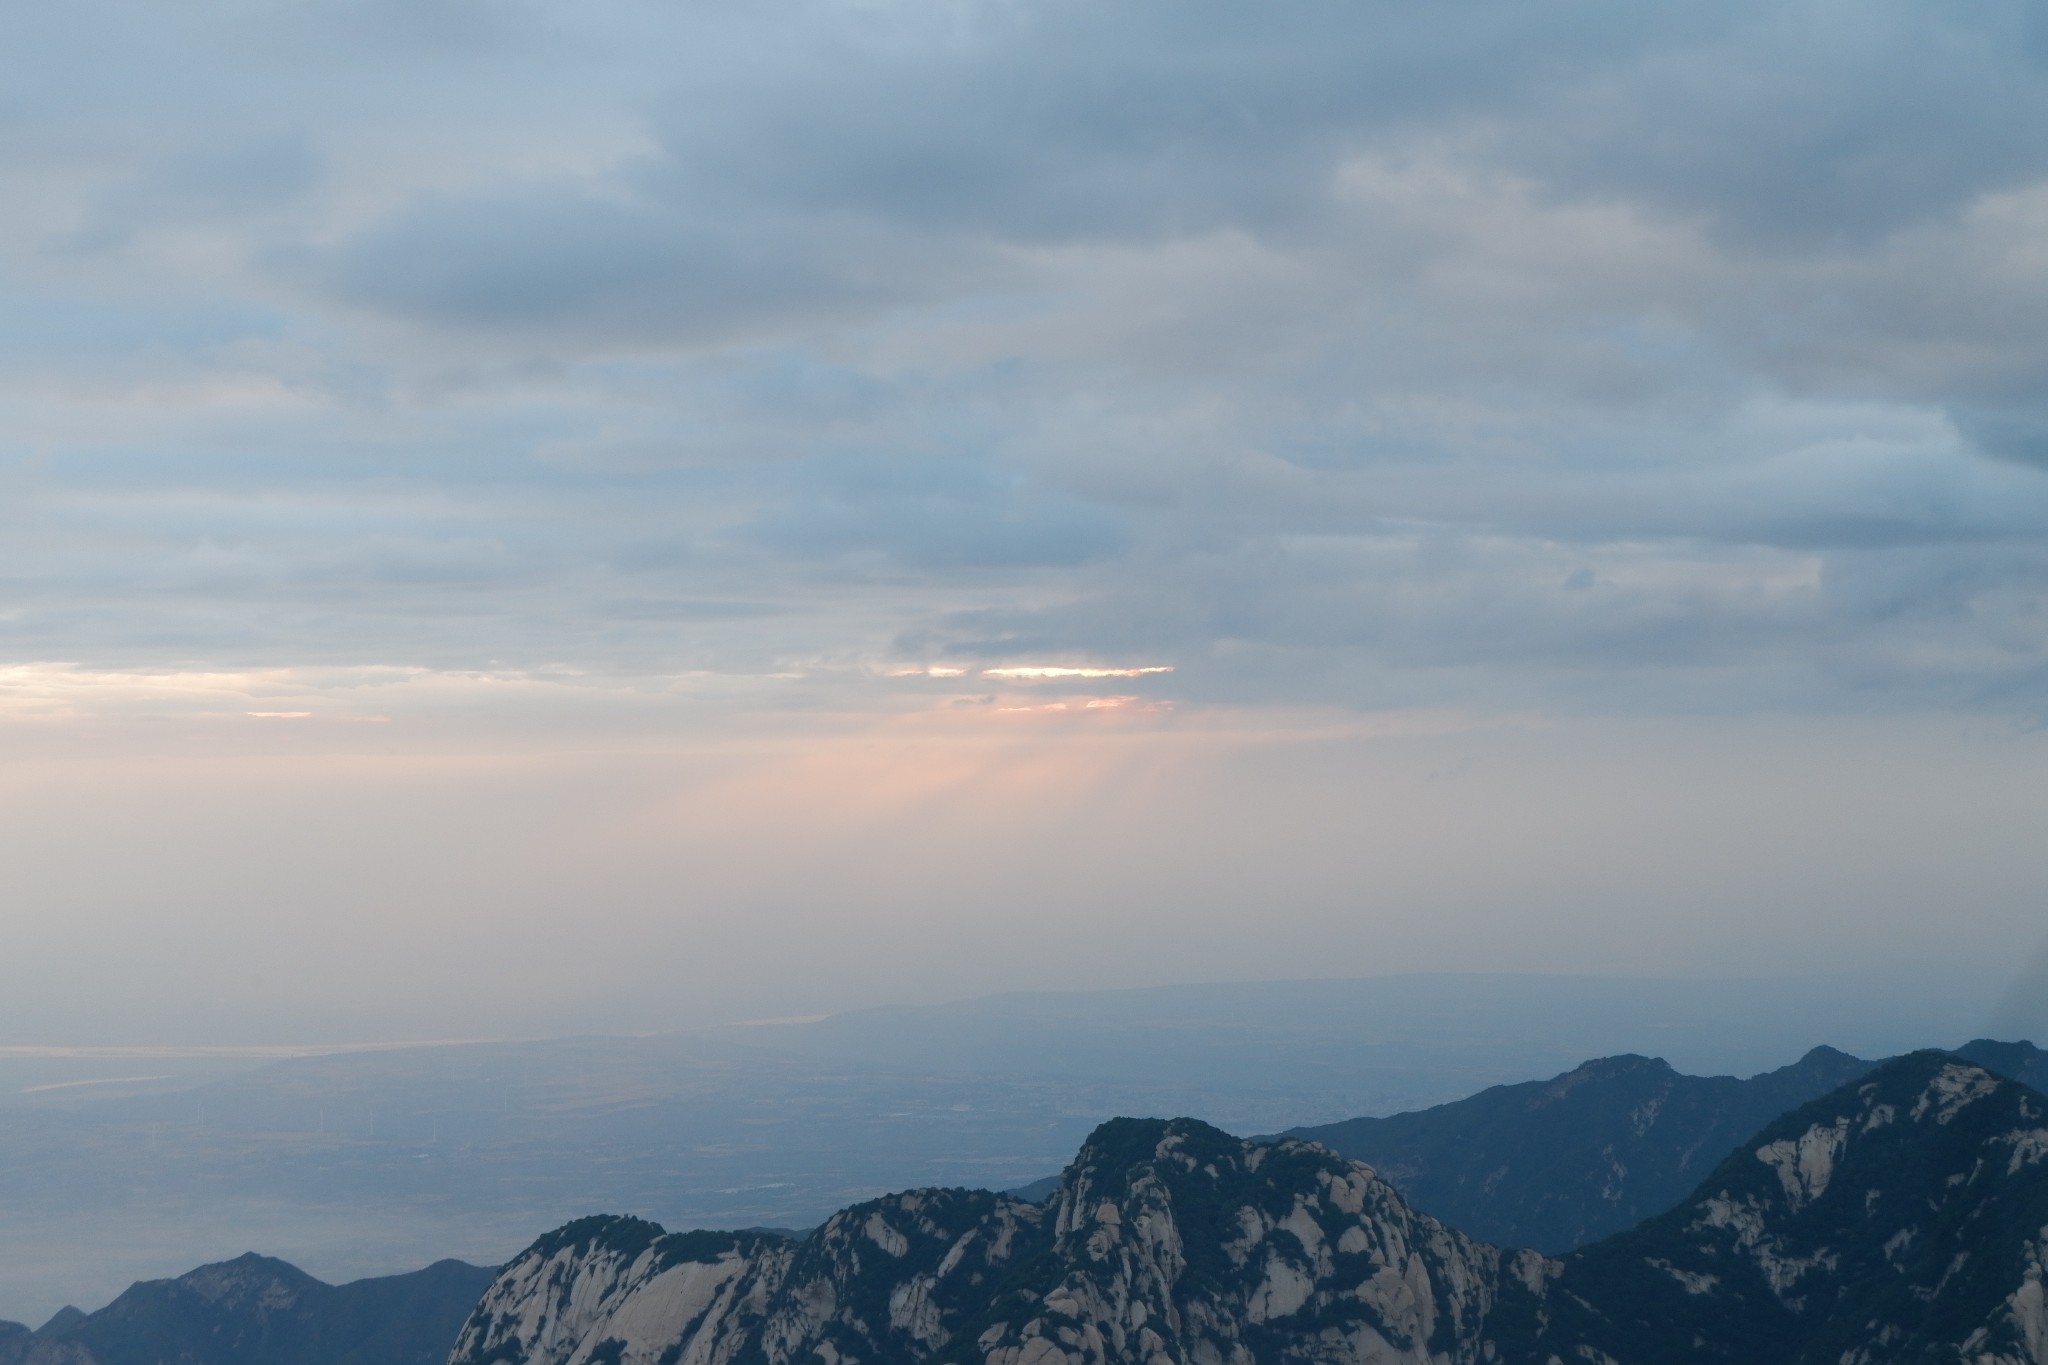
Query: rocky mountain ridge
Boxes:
[
  {"xmin": 1531, "ymin": 1048, "xmax": 2048, "ymax": 1362},
  {"xmin": 451, "ymin": 1117, "xmax": 1549, "ymax": 1365},
  {"xmin": 1277, "ymin": 1043, "xmax": 1876, "ymax": 1251},
  {"xmin": 454, "ymin": 1051, "xmax": 2048, "ymax": 1365},
  {"xmin": 1280, "ymin": 1037, "xmax": 2048, "ymax": 1253},
  {"xmin": 7, "ymin": 1040, "xmax": 2043, "ymax": 1365}
]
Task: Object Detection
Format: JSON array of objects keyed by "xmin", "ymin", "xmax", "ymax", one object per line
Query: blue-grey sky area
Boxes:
[{"xmin": 4, "ymin": 1, "xmax": 2047, "ymax": 1043}]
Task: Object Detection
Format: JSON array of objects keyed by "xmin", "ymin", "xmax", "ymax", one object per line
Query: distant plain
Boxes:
[{"xmin": 0, "ymin": 970, "xmax": 2000, "ymax": 1324}]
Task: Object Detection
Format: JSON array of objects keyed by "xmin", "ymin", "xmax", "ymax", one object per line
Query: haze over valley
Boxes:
[{"xmin": 0, "ymin": 972, "xmax": 2010, "ymax": 1323}]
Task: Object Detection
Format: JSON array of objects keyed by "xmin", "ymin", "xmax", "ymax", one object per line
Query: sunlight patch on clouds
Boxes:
[
  {"xmin": 0, "ymin": 661, "xmax": 618, "ymax": 721},
  {"xmin": 0, "ymin": 663, "xmax": 332, "ymax": 719},
  {"xmin": 982, "ymin": 665, "xmax": 1174, "ymax": 680},
  {"xmin": 0, "ymin": 657, "xmax": 1186, "ymax": 730}
]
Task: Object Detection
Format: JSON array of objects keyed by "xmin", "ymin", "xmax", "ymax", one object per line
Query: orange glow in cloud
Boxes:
[{"xmin": 994, "ymin": 694, "xmax": 1166, "ymax": 714}]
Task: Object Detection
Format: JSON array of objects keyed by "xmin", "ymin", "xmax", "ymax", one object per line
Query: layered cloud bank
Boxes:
[
  {"xmin": 4, "ymin": 1, "xmax": 2047, "ymax": 1037},
  {"xmin": 7, "ymin": 0, "xmax": 2048, "ymax": 713}
]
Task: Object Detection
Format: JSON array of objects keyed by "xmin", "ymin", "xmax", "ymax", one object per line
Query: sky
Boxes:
[{"xmin": 4, "ymin": 0, "xmax": 2048, "ymax": 1043}]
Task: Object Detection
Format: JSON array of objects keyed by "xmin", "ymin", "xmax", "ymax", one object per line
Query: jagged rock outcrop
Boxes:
[
  {"xmin": 449, "ymin": 1191, "xmax": 1049, "ymax": 1365},
  {"xmin": 965, "ymin": 1117, "xmax": 1549, "ymax": 1365},
  {"xmin": 454, "ymin": 1050, "xmax": 2048, "ymax": 1365},
  {"xmin": 450, "ymin": 1119, "xmax": 1550, "ymax": 1365}
]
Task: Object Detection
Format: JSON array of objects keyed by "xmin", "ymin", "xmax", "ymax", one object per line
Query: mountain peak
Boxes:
[
  {"xmin": 1572, "ymin": 1051, "xmax": 1671, "ymax": 1074},
  {"xmin": 20, "ymin": 1256, "xmax": 496, "ymax": 1365},
  {"xmin": 173, "ymin": 1252, "xmax": 323, "ymax": 1311},
  {"xmin": 1065, "ymin": 1115, "xmax": 1237, "ymax": 1181},
  {"xmin": 32, "ymin": 1306, "xmax": 84, "ymax": 1337},
  {"xmin": 1851, "ymin": 1046, "xmax": 2008, "ymax": 1113},
  {"xmin": 1546, "ymin": 1052, "xmax": 1674, "ymax": 1091},
  {"xmin": 455, "ymin": 1114, "xmax": 1535, "ymax": 1365},
  {"xmin": 1056, "ymin": 1114, "xmax": 1323, "ymax": 1245}
]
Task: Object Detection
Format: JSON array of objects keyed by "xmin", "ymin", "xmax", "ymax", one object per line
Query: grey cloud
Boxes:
[
  {"xmin": 303, "ymin": 191, "xmax": 917, "ymax": 341},
  {"xmin": 1434, "ymin": 438, "xmax": 2048, "ymax": 553},
  {"xmin": 285, "ymin": 0, "xmax": 1740, "ymax": 341},
  {"xmin": 923, "ymin": 538, "xmax": 1817, "ymax": 664},
  {"xmin": 65, "ymin": 133, "xmax": 322, "ymax": 254},
  {"xmin": 1953, "ymin": 404, "xmax": 2048, "ymax": 470},
  {"xmin": 907, "ymin": 537, "xmax": 2048, "ymax": 714},
  {"xmin": 280, "ymin": 0, "xmax": 2048, "ymax": 411},
  {"xmin": 745, "ymin": 452, "xmax": 1128, "ymax": 571},
  {"xmin": 6, "ymin": 0, "xmax": 2048, "ymax": 718},
  {"xmin": 156, "ymin": 134, "xmax": 322, "ymax": 213},
  {"xmin": 646, "ymin": 0, "xmax": 1724, "ymax": 241},
  {"xmin": 1504, "ymin": 1, "xmax": 2048, "ymax": 249},
  {"xmin": 460, "ymin": 2, "xmax": 2048, "ymax": 262}
]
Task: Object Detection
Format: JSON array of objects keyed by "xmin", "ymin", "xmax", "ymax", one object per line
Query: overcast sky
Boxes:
[{"xmin": 5, "ymin": 0, "xmax": 2047, "ymax": 1043}]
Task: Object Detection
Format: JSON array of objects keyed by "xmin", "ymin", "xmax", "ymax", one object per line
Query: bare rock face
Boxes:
[
  {"xmin": 970, "ymin": 1117, "xmax": 1546, "ymax": 1365},
  {"xmin": 450, "ymin": 1190, "xmax": 1057, "ymax": 1365},
  {"xmin": 452, "ymin": 1120, "xmax": 1554, "ymax": 1365},
  {"xmin": 452, "ymin": 1053, "xmax": 2048, "ymax": 1365}
]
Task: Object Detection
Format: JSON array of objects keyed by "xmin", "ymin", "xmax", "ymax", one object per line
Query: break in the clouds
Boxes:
[{"xmin": 5, "ymin": 0, "xmax": 2048, "ymax": 716}]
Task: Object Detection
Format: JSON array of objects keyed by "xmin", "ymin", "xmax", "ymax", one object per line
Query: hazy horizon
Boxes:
[
  {"xmin": 0, "ymin": 960, "xmax": 2037, "ymax": 1051},
  {"xmin": 0, "ymin": 969, "xmax": 2025, "ymax": 1325},
  {"xmin": 6, "ymin": 709, "xmax": 2046, "ymax": 1043}
]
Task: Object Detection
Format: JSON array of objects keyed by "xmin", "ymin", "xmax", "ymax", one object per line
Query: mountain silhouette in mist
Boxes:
[{"xmin": 0, "ymin": 1255, "xmax": 493, "ymax": 1365}]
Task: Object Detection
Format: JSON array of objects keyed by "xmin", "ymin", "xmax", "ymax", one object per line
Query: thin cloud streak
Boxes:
[{"xmin": 982, "ymin": 666, "xmax": 1174, "ymax": 679}]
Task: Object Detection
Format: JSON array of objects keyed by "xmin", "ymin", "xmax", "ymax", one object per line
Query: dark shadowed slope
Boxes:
[
  {"xmin": 1532, "ymin": 1050, "xmax": 2048, "ymax": 1363},
  {"xmin": 1279, "ymin": 1043, "xmax": 1877, "ymax": 1250},
  {"xmin": 1960, "ymin": 1038, "xmax": 2048, "ymax": 1092},
  {"xmin": 0, "ymin": 1255, "xmax": 495, "ymax": 1365}
]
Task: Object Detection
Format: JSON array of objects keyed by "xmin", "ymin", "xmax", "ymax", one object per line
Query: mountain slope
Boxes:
[
  {"xmin": 1279, "ymin": 1043, "xmax": 1876, "ymax": 1251},
  {"xmin": 1529, "ymin": 1050, "xmax": 2048, "ymax": 1364},
  {"xmin": 0, "ymin": 1254, "xmax": 496, "ymax": 1365},
  {"xmin": 450, "ymin": 1118, "xmax": 1554, "ymax": 1365},
  {"xmin": 455, "ymin": 1051, "xmax": 2048, "ymax": 1365}
]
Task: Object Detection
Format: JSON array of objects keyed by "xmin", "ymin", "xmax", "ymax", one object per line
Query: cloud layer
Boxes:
[{"xmin": 5, "ymin": 0, "xmax": 2048, "ymax": 718}]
